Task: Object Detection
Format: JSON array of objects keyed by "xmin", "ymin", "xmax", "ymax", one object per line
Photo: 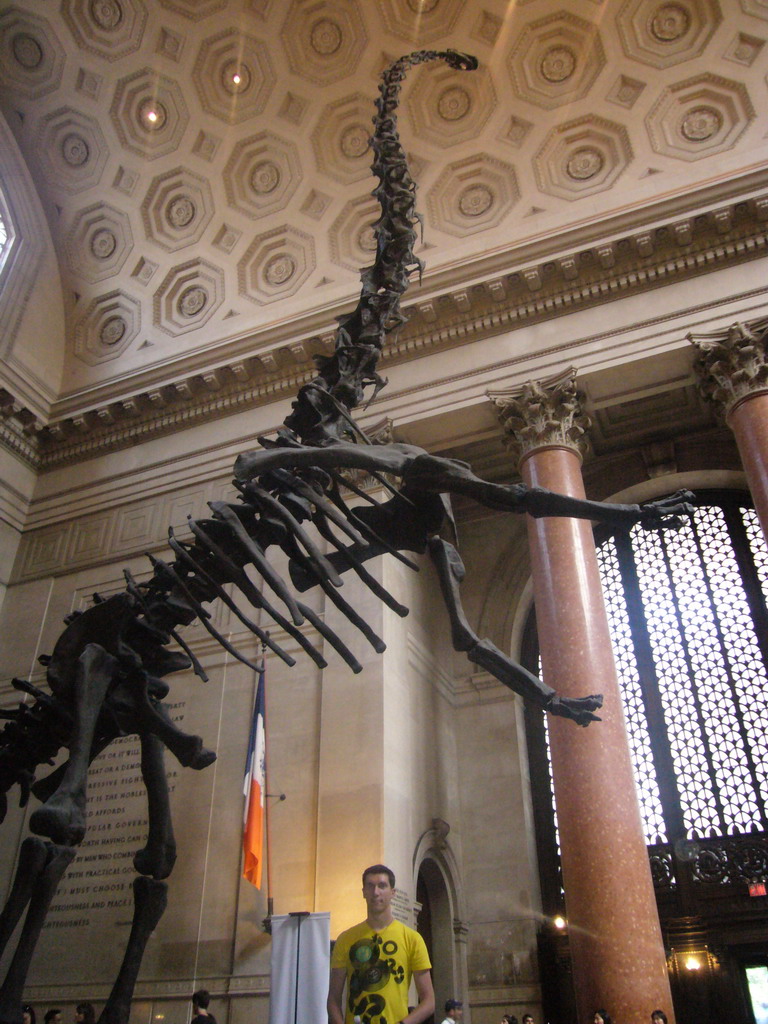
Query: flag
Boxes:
[{"xmin": 243, "ymin": 662, "xmax": 266, "ymax": 887}]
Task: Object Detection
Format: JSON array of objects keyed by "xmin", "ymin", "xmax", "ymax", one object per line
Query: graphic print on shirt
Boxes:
[{"xmin": 347, "ymin": 933, "xmax": 405, "ymax": 1024}]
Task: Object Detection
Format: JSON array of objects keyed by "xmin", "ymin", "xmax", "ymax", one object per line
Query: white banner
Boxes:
[{"xmin": 269, "ymin": 912, "xmax": 330, "ymax": 1024}]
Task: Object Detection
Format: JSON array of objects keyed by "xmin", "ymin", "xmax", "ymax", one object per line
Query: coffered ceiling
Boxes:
[{"xmin": 1, "ymin": 0, "xmax": 767, "ymax": 460}]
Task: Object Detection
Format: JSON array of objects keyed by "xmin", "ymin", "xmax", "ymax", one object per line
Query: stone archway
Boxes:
[{"xmin": 416, "ymin": 850, "xmax": 467, "ymax": 1022}]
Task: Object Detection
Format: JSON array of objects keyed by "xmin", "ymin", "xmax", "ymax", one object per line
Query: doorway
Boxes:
[{"xmin": 417, "ymin": 857, "xmax": 457, "ymax": 1023}]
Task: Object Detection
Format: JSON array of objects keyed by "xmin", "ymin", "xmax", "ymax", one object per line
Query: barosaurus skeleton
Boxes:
[{"xmin": 0, "ymin": 49, "xmax": 695, "ymax": 1024}]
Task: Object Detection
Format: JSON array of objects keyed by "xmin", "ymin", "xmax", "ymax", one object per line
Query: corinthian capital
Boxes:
[
  {"xmin": 487, "ymin": 367, "xmax": 591, "ymax": 465},
  {"xmin": 689, "ymin": 316, "xmax": 768, "ymax": 418}
]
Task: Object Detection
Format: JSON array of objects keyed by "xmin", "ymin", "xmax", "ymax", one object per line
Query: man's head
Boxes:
[
  {"xmin": 361, "ymin": 863, "xmax": 395, "ymax": 889},
  {"xmin": 445, "ymin": 999, "xmax": 463, "ymax": 1019},
  {"xmin": 192, "ymin": 990, "xmax": 210, "ymax": 1012},
  {"xmin": 361, "ymin": 863, "xmax": 395, "ymax": 919},
  {"xmin": 522, "ymin": 1015, "xmax": 534, "ymax": 1024}
]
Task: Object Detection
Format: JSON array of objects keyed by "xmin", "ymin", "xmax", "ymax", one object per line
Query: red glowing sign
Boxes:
[{"xmin": 748, "ymin": 881, "xmax": 766, "ymax": 897}]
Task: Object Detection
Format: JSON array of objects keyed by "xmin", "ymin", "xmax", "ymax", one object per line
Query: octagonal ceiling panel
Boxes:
[
  {"xmin": 0, "ymin": 7, "xmax": 66, "ymax": 99},
  {"xmin": 192, "ymin": 29, "xmax": 276, "ymax": 124},
  {"xmin": 238, "ymin": 226, "xmax": 315, "ymax": 304},
  {"xmin": 154, "ymin": 258, "xmax": 225, "ymax": 336},
  {"xmin": 535, "ymin": 116, "xmax": 633, "ymax": 200},
  {"xmin": 378, "ymin": 0, "xmax": 463, "ymax": 43},
  {"xmin": 646, "ymin": 73, "xmax": 755, "ymax": 160},
  {"xmin": 740, "ymin": 0, "xmax": 768, "ymax": 17},
  {"xmin": 35, "ymin": 107, "xmax": 108, "ymax": 194},
  {"xmin": 61, "ymin": 0, "xmax": 147, "ymax": 62},
  {"xmin": 311, "ymin": 93, "xmax": 372, "ymax": 184},
  {"xmin": 329, "ymin": 195, "xmax": 379, "ymax": 273},
  {"xmin": 159, "ymin": 0, "xmax": 227, "ymax": 17},
  {"xmin": 223, "ymin": 131, "xmax": 302, "ymax": 219},
  {"xmin": 617, "ymin": 0, "xmax": 722, "ymax": 69},
  {"xmin": 428, "ymin": 154, "xmax": 520, "ymax": 236},
  {"xmin": 407, "ymin": 64, "xmax": 496, "ymax": 147},
  {"xmin": 110, "ymin": 67, "xmax": 188, "ymax": 159},
  {"xmin": 1, "ymin": 0, "xmax": 767, "ymax": 402},
  {"xmin": 281, "ymin": 0, "xmax": 367, "ymax": 85},
  {"xmin": 507, "ymin": 11, "xmax": 606, "ymax": 110},
  {"xmin": 65, "ymin": 202, "xmax": 133, "ymax": 282},
  {"xmin": 74, "ymin": 290, "xmax": 141, "ymax": 364},
  {"xmin": 141, "ymin": 168, "xmax": 214, "ymax": 252}
]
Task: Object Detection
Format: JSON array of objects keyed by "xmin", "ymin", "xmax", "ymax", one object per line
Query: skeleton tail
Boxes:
[{"xmin": 283, "ymin": 49, "xmax": 478, "ymax": 444}]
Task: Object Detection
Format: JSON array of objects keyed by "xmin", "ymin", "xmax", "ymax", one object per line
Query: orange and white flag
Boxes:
[{"xmin": 242, "ymin": 663, "xmax": 265, "ymax": 887}]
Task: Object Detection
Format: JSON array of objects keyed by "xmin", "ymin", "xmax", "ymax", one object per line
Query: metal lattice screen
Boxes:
[
  {"xmin": 596, "ymin": 491, "xmax": 768, "ymax": 843},
  {"xmin": 537, "ymin": 490, "xmax": 768, "ymax": 879}
]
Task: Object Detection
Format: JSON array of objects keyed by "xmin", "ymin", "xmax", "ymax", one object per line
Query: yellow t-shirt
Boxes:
[{"xmin": 331, "ymin": 918, "xmax": 431, "ymax": 1024}]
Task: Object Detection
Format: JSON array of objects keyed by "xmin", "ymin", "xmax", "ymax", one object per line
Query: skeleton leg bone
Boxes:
[
  {"xmin": 98, "ymin": 877, "xmax": 168, "ymax": 1024},
  {"xmin": 0, "ymin": 840, "xmax": 76, "ymax": 1024},
  {"xmin": 0, "ymin": 837, "xmax": 49, "ymax": 961},
  {"xmin": 118, "ymin": 684, "xmax": 216, "ymax": 771},
  {"xmin": 30, "ymin": 643, "xmax": 114, "ymax": 845},
  {"xmin": 427, "ymin": 537, "xmax": 602, "ymax": 726},
  {"xmin": 133, "ymin": 733, "xmax": 176, "ymax": 880}
]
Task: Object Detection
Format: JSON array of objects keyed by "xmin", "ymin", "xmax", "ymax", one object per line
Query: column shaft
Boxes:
[
  {"xmin": 521, "ymin": 445, "xmax": 674, "ymax": 1023},
  {"xmin": 728, "ymin": 393, "xmax": 768, "ymax": 541}
]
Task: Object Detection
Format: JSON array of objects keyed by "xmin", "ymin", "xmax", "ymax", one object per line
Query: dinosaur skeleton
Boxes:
[{"xmin": 0, "ymin": 49, "xmax": 695, "ymax": 1024}]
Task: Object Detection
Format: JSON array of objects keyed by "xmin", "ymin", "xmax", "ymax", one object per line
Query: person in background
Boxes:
[
  {"xmin": 22, "ymin": 1005, "xmax": 35, "ymax": 1024},
  {"xmin": 522, "ymin": 1014, "xmax": 534, "ymax": 1024},
  {"xmin": 501, "ymin": 1015, "xmax": 518, "ymax": 1024},
  {"xmin": 650, "ymin": 1011, "xmax": 668, "ymax": 1024},
  {"xmin": 190, "ymin": 990, "xmax": 216, "ymax": 1024},
  {"xmin": 441, "ymin": 998, "xmax": 463, "ymax": 1023},
  {"xmin": 593, "ymin": 1011, "xmax": 614, "ymax": 1024},
  {"xmin": 44, "ymin": 1010, "xmax": 61, "ymax": 1024},
  {"xmin": 74, "ymin": 1004, "xmax": 95, "ymax": 1024}
]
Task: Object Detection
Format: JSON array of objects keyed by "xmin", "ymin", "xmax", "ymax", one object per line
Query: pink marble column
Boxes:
[
  {"xmin": 728, "ymin": 393, "xmax": 768, "ymax": 535},
  {"xmin": 490, "ymin": 371, "xmax": 674, "ymax": 1024},
  {"xmin": 690, "ymin": 320, "xmax": 768, "ymax": 542}
]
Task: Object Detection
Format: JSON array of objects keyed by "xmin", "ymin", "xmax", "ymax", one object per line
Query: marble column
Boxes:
[
  {"xmin": 489, "ymin": 370, "xmax": 674, "ymax": 1024},
  {"xmin": 689, "ymin": 319, "xmax": 768, "ymax": 540}
]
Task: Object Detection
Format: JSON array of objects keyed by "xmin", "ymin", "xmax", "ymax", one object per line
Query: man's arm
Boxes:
[
  {"xmin": 403, "ymin": 969, "xmax": 434, "ymax": 1024},
  {"xmin": 327, "ymin": 966, "xmax": 346, "ymax": 1024}
]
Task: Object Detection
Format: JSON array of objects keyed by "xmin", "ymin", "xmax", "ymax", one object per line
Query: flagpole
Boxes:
[{"xmin": 262, "ymin": 639, "xmax": 274, "ymax": 919}]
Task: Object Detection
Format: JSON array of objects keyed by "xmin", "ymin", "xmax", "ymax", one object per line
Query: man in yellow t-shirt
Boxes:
[{"xmin": 327, "ymin": 864, "xmax": 434, "ymax": 1024}]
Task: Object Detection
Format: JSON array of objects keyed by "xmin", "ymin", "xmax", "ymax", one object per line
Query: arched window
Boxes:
[
  {"xmin": 0, "ymin": 181, "xmax": 15, "ymax": 280},
  {"xmin": 527, "ymin": 489, "xmax": 768, "ymax": 902}
]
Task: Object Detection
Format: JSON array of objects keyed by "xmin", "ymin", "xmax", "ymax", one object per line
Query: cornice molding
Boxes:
[{"xmin": 3, "ymin": 190, "xmax": 768, "ymax": 471}]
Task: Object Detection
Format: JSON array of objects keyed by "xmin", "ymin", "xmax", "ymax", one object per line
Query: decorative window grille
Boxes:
[
  {"xmin": 595, "ymin": 490, "xmax": 768, "ymax": 842},
  {"xmin": 533, "ymin": 490, "xmax": 768, "ymax": 889}
]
